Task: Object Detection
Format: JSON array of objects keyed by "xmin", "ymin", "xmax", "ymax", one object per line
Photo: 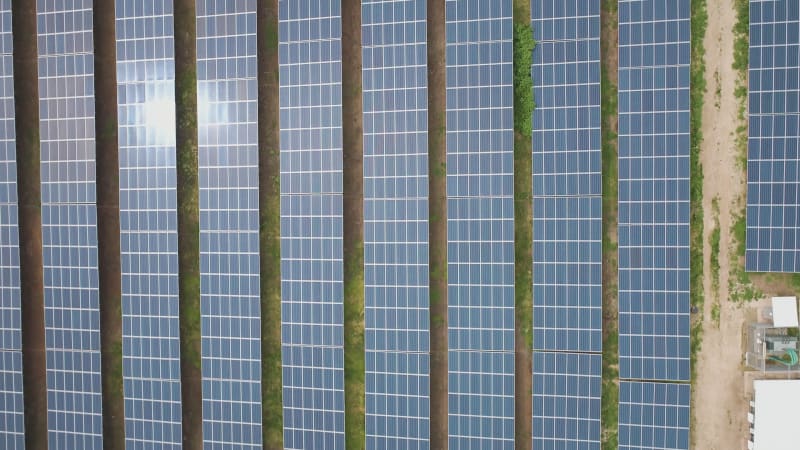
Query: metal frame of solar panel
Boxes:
[
  {"xmin": 745, "ymin": 0, "xmax": 800, "ymax": 273},
  {"xmin": 617, "ymin": 0, "xmax": 691, "ymax": 383},
  {"xmin": 362, "ymin": 0, "xmax": 430, "ymax": 448},
  {"xmin": 531, "ymin": 0, "xmax": 602, "ymax": 354},
  {"xmin": 532, "ymin": 352, "xmax": 601, "ymax": 449},
  {"xmin": 37, "ymin": 0, "xmax": 103, "ymax": 448},
  {"xmin": 115, "ymin": 0, "xmax": 183, "ymax": 448},
  {"xmin": 445, "ymin": 0, "xmax": 515, "ymax": 447},
  {"xmin": 196, "ymin": 1, "xmax": 262, "ymax": 448},
  {"xmin": 279, "ymin": 1, "xmax": 345, "ymax": 448},
  {"xmin": 0, "ymin": 2, "xmax": 24, "ymax": 447},
  {"xmin": 618, "ymin": 381, "xmax": 690, "ymax": 450}
]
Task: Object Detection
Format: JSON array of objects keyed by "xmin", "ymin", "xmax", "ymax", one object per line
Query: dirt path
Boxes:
[
  {"xmin": 693, "ymin": 1, "xmax": 750, "ymax": 449},
  {"xmin": 427, "ymin": 0, "xmax": 448, "ymax": 447},
  {"xmin": 12, "ymin": 2, "xmax": 48, "ymax": 448}
]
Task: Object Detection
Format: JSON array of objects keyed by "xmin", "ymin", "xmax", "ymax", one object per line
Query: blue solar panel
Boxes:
[
  {"xmin": 448, "ymin": 351, "xmax": 514, "ymax": 449},
  {"xmin": 37, "ymin": 1, "xmax": 103, "ymax": 447},
  {"xmin": 746, "ymin": 0, "xmax": 800, "ymax": 272},
  {"xmin": 0, "ymin": 350, "xmax": 23, "ymax": 449},
  {"xmin": 618, "ymin": 0, "xmax": 691, "ymax": 382},
  {"xmin": 362, "ymin": 1, "xmax": 429, "ymax": 447},
  {"xmin": 279, "ymin": 1, "xmax": 345, "ymax": 446},
  {"xmin": 531, "ymin": 1, "xmax": 600, "ymax": 42},
  {"xmin": 532, "ymin": 197, "xmax": 602, "ymax": 353},
  {"xmin": 197, "ymin": 2, "xmax": 262, "ymax": 448},
  {"xmin": 532, "ymin": 352, "xmax": 601, "ymax": 450},
  {"xmin": 446, "ymin": 1, "xmax": 514, "ymax": 445},
  {"xmin": 281, "ymin": 345, "xmax": 345, "ymax": 450},
  {"xmin": 115, "ymin": 0, "xmax": 183, "ymax": 447},
  {"xmin": 0, "ymin": 0, "xmax": 21, "ymax": 355},
  {"xmin": 618, "ymin": 381, "xmax": 690, "ymax": 450}
]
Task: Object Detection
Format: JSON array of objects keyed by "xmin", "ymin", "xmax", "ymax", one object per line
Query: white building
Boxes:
[{"xmin": 749, "ymin": 379, "xmax": 800, "ymax": 450}]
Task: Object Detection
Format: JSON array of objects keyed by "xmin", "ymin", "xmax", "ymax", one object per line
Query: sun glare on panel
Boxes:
[{"xmin": 143, "ymin": 98, "xmax": 176, "ymax": 144}]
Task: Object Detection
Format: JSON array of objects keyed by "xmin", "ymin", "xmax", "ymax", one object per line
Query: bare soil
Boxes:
[
  {"xmin": 173, "ymin": 0, "xmax": 202, "ymax": 448},
  {"xmin": 341, "ymin": 1, "xmax": 366, "ymax": 448},
  {"xmin": 257, "ymin": 1, "xmax": 284, "ymax": 449},
  {"xmin": 12, "ymin": 1, "xmax": 48, "ymax": 448},
  {"xmin": 93, "ymin": 0, "xmax": 125, "ymax": 447},
  {"xmin": 427, "ymin": 0, "xmax": 448, "ymax": 447},
  {"xmin": 693, "ymin": 1, "xmax": 752, "ymax": 449}
]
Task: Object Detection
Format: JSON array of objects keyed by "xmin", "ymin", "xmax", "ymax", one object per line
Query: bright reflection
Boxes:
[{"xmin": 143, "ymin": 98, "xmax": 176, "ymax": 144}]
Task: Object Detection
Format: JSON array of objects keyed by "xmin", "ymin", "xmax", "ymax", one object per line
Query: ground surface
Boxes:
[
  {"xmin": 692, "ymin": 1, "xmax": 755, "ymax": 449},
  {"xmin": 427, "ymin": 1, "xmax": 449, "ymax": 447}
]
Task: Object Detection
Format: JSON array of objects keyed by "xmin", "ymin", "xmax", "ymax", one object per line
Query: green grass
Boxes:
[
  {"xmin": 689, "ymin": 0, "xmax": 707, "ymax": 400},
  {"xmin": 733, "ymin": 0, "xmax": 750, "ymax": 169},
  {"xmin": 710, "ymin": 197, "xmax": 721, "ymax": 296},
  {"xmin": 600, "ymin": 2, "xmax": 618, "ymax": 449},
  {"xmin": 513, "ymin": 15, "xmax": 535, "ymax": 349},
  {"xmin": 175, "ymin": 67, "xmax": 202, "ymax": 370},
  {"xmin": 261, "ymin": 194, "xmax": 283, "ymax": 448},
  {"xmin": 344, "ymin": 241, "xmax": 365, "ymax": 450}
]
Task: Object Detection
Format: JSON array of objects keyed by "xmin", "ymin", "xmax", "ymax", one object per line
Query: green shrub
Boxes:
[{"xmin": 513, "ymin": 23, "xmax": 536, "ymax": 138}]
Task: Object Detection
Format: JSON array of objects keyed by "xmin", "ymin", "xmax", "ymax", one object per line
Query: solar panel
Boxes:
[
  {"xmin": 197, "ymin": 2, "xmax": 262, "ymax": 448},
  {"xmin": 37, "ymin": 1, "xmax": 103, "ymax": 447},
  {"xmin": 362, "ymin": 1, "xmax": 429, "ymax": 446},
  {"xmin": 531, "ymin": 1, "xmax": 602, "ymax": 357},
  {"xmin": 618, "ymin": 381, "xmax": 690, "ymax": 450},
  {"xmin": 446, "ymin": 1, "xmax": 514, "ymax": 446},
  {"xmin": 0, "ymin": 6, "xmax": 23, "ymax": 444},
  {"xmin": 617, "ymin": 0, "xmax": 691, "ymax": 382},
  {"xmin": 0, "ymin": 351, "xmax": 24, "ymax": 449},
  {"xmin": 279, "ymin": 1, "xmax": 345, "ymax": 447},
  {"xmin": 115, "ymin": 1, "xmax": 183, "ymax": 448},
  {"xmin": 532, "ymin": 197, "xmax": 602, "ymax": 352},
  {"xmin": 745, "ymin": 0, "xmax": 800, "ymax": 272},
  {"xmin": 532, "ymin": 352, "xmax": 601, "ymax": 450}
]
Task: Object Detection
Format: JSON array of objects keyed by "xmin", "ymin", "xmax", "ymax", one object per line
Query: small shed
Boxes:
[{"xmin": 771, "ymin": 297, "xmax": 799, "ymax": 328}]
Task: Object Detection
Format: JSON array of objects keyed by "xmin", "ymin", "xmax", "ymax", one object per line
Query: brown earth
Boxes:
[
  {"xmin": 93, "ymin": 0, "xmax": 125, "ymax": 448},
  {"xmin": 512, "ymin": 1, "xmax": 533, "ymax": 449},
  {"xmin": 12, "ymin": 1, "xmax": 48, "ymax": 448},
  {"xmin": 427, "ymin": 0, "xmax": 448, "ymax": 448},
  {"xmin": 173, "ymin": 0, "xmax": 202, "ymax": 448},
  {"xmin": 693, "ymin": 1, "xmax": 751, "ymax": 449},
  {"xmin": 599, "ymin": 1, "xmax": 620, "ymax": 448},
  {"xmin": 257, "ymin": 1, "xmax": 284, "ymax": 449},
  {"xmin": 341, "ymin": 0, "xmax": 366, "ymax": 448}
]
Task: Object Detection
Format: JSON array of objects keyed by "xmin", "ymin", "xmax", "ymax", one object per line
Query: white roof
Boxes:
[
  {"xmin": 772, "ymin": 297, "xmax": 799, "ymax": 328},
  {"xmin": 753, "ymin": 380, "xmax": 800, "ymax": 450}
]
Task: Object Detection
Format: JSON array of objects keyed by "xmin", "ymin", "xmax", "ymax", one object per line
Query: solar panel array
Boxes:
[
  {"xmin": 279, "ymin": 1, "xmax": 345, "ymax": 448},
  {"xmin": 617, "ymin": 0, "xmax": 691, "ymax": 383},
  {"xmin": 530, "ymin": 2, "xmax": 603, "ymax": 448},
  {"xmin": 0, "ymin": 2, "xmax": 24, "ymax": 447},
  {"xmin": 532, "ymin": 352, "xmax": 601, "ymax": 449},
  {"xmin": 37, "ymin": 1, "xmax": 103, "ymax": 448},
  {"xmin": 618, "ymin": 381, "xmax": 690, "ymax": 450},
  {"xmin": 115, "ymin": 0, "xmax": 183, "ymax": 448},
  {"xmin": 746, "ymin": 0, "xmax": 800, "ymax": 272},
  {"xmin": 362, "ymin": 0, "xmax": 430, "ymax": 448},
  {"xmin": 446, "ymin": 0, "xmax": 515, "ymax": 447},
  {"xmin": 197, "ymin": 2, "xmax": 263, "ymax": 448}
]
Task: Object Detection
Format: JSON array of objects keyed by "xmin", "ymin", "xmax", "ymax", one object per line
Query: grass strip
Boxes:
[{"xmin": 600, "ymin": 1, "xmax": 619, "ymax": 449}]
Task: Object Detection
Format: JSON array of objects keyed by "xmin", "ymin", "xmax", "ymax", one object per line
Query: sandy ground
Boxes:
[{"xmin": 693, "ymin": 1, "xmax": 752, "ymax": 448}]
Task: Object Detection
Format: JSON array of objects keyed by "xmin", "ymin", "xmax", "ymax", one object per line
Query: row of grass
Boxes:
[
  {"xmin": 512, "ymin": 18, "xmax": 535, "ymax": 351},
  {"xmin": 599, "ymin": 1, "xmax": 619, "ymax": 448},
  {"xmin": 688, "ymin": 0, "xmax": 708, "ymax": 374}
]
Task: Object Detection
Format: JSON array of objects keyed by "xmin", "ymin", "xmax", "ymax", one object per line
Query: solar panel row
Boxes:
[
  {"xmin": 37, "ymin": 0, "xmax": 103, "ymax": 448},
  {"xmin": 115, "ymin": 1, "xmax": 183, "ymax": 448},
  {"xmin": 618, "ymin": 0, "xmax": 691, "ymax": 384},
  {"xmin": 746, "ymin": 0, "xmax": 800, "ymax": 272},
  {"xmin": 618, "ymin": 381, "xmax": 690, "ymax": 450},
  {"xmin": 0, "ymin": 2, "xmax": 23, "ymax": 447},
  {"xmin": 446, "ymin": 1, "xmax": 515, "ymax": 447},
  {"xmin": 197, "ymin": 1, "xmax": 263, "ymax": 448},
  {"xmin": 362, "ymin": 1, "xmax": 430, "ymax": 448},
  {"xmin": 531, "ymin": 2, "xmax": 603, "ymax": 449},
  {"xmin": 279, "ymin": 1, "xmax": 345, "ymax": 448}
]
